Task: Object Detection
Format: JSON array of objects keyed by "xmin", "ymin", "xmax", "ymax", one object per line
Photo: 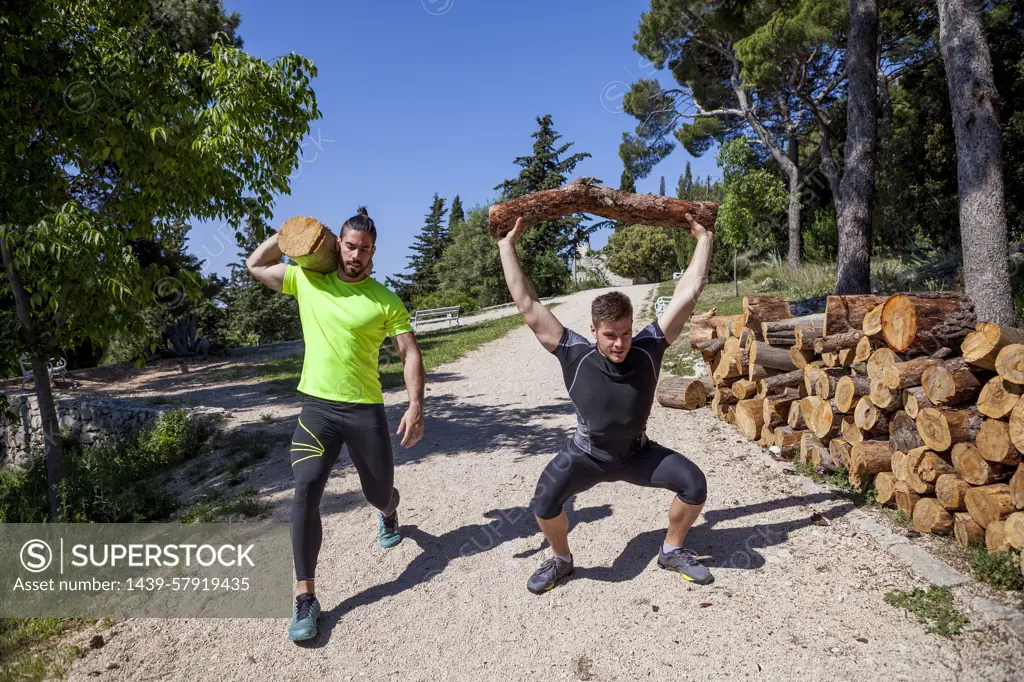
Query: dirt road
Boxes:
[{"xmin": 63, "ymin": 284, "xmax": 1024, "ymax": 682}]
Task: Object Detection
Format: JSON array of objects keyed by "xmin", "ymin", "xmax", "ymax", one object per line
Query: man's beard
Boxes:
[{"xmin": 341, "ymin": 260, "xmax": 368, "ymax": 277}]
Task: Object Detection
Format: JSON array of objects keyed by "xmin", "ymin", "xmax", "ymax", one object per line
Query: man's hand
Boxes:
[
  {"xmin": 396, "ymin": 403, "xmax": 424, "ymax": 448},
  {"xmin": 685, "ymin": 213, "xmax": 711, "ymax": 241},
  {"xmin": 498, "ymin": 217, "xmax": 530, "ymax": 249}
]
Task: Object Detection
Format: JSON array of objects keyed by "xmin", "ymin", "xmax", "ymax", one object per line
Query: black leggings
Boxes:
[
  {"xmin": 290, "ymin": 396, "xmax": 399, "ymax": 581},
  {"xmin": 532, "ymin": 439, "xmax": 707, "ymax": 520}
]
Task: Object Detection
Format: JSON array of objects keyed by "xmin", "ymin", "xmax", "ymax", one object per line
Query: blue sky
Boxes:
[{"xmin": 186, "ymin": 0, "xmax": 721, "ymax": 282}]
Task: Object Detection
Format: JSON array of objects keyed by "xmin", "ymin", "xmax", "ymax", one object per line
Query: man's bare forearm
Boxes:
[
  {"xmin": 246, "ymin": 234, "xmax": 283, "ymax": 269},
  {"xmin": 498, "ymin": 241, "xmax": 541, "ymax": 313},
  {"xmin": 674, "ymin": 234, "xmax": 713, "ymax": 305},
  {"xmin": 403, "ymin": 348, "xmax": 425, "ymax": 408}
]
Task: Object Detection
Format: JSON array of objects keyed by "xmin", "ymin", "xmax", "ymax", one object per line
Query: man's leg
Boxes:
[
  {"xmin": 528, "ymin": 444, "xmax": 605, "ymax": 593},
  {"xmin": 342, "ymin": 403, "xmax": 401, "ymax": 547},
  {"xmin": 288, "ymin": 398, "xmax": 344, "ymax": 640},
  {"xmin": 616, "ymin": 441, "xmax": 713, "ymax": 584}
]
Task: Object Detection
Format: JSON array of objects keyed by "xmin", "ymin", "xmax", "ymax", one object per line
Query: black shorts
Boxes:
[{"xmin": 531, "ymin": 439, "xmax": 708, "ymax": 520}]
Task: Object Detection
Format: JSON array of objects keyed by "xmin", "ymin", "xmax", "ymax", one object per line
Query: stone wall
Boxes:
[{"xmin": 1, "ymin": 394, "xmax": 226, "ymax": 467}]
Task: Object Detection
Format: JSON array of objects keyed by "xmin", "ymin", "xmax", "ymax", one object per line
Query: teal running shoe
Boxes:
[
  {"xmin": 287, "ymin": 592, "xmax": 320, "ymax": 642},
  {"xmin": 379, "ymin": 511, "xmax": 402, "ymax": 549}
]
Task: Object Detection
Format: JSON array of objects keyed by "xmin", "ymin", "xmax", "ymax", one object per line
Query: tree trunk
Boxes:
[
  {"xmin": 879, "ymin": 293, "xmax": 977, "ymax": 355},
  {"xmin": 834, "ymin": 0, "xmax": 878, "ymax": 295},
  {"xmin": 876, "ymin": 471, "xmax": 898, "ymax": 505},
  {"xmin": 938, "ymin": 0, "xmax": 1015, "ymax": 325},
  {"xmin": 985, "ymin": 519, "xmax": 1011, "ymax": 552},
  {"xmin": 936, "ymin": 474, "xmax": 971, "ymax": 511},
  {"xmin": 488, "ymin": 177, "xmax": 719, "ymax": 238},
  {"xmin": 824, "ymin": 295, "xmax": 888, "ymax": 336},
  {"xmin": 882, "ymin": 357, "xmax": 944, "ymax": 390},
  {"xmin": 786, "ymin": 136, "xmax": 802, "ymax": 269},
  {"xmin": 869, "ymin": 376, "xmax": 900, "ymax": 411},
  {"xmin": 1010, "ymin": 463, "xmax": 1024, "ymax": 509},
  {"xmin": 895, "ymin": 482, "xmax": 923, "ymax": 517},
  {"xmin": 690, "ymin": 309, "xmax": 719, "ymax": 348},
  {"xmin": 830, "ymin": 439, "xmax": 853, "ymax": 471},
  {"xmin": 954, "ymin": 512, "xmax": 985, "ymax": 546},
  {"xmin": 902, "ymin": 387, "xmax": 935, "ymax": 419},
  {"xmin": 836, "ymin": 375, "xmax": 872, "ymax": 414},
  {"xmin": 921, "ymin": 358, "xmax": 983, "ymax": 407},
  {"xmin": 995, "ymin": 344, "xmax": 1024, "ymax": 384},
  {"xmin": 976, "ymin": 419, "xmax": 1020, "ymax": 466},
  {"xmin": 1003, "ymin": 511, "xmax": 1024, "ymax": 549},
  {"xmin": 749, "ymin": 341, "xmax": 798, "ymax": 372},
  {"xmin": 952, "ymin": 442, "xmax": 1011, "ymax": 485},
  {"xmin": 656, "ymin": 376, "xmax": 713, "ymax": 410},
  {"xmin": 962, "ymin": 322, "xmax": 1024, "ymax": 370},
  {"xmin": 850, "ymin": 440, "xmax": 893, "ymax": 476},
  {"xmin": 916, "ymin": 407, "xmax": 984, "ymax": 452},
  {"xmin": 964, "ymin": 483, "xmax": 1015, "ymax": 528},
  {"xmin": 742, "ymin": 296, "xmax": 792, "ymax": 334},
  {"xmin": 914, "ymin": 497, "xmax": 954, "ymax": 534},
  {"xmin": 889, "ymin": 410, "xmax": 926, "ymax": 454},
  {"xmin": 735, "ymin": 399, "xmax": 767, "ymax": 440},
  {"xmin": 862, "ymin": 304, "xmax": 885, "ymax": 337},
  {"xmin": 977, "ymin": 376, "xmax": 1022, "ymax": 419},
  {"xmin": 905, "ymin": 447, "xmax": 937, "ymax": 494},
  {"xmin": 763, "ymin": 392, "xmax": 800, "ymax": 429},
  {"xmin": 758, "ymin": 368, "xmax": 806, "ymax": 398}
]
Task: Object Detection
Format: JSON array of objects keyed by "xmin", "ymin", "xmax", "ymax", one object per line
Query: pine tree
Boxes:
[
  {"xmin": 494, "ymin": 115, "xmax": 592, "ymax": 296},
  {"xmin": 659, "ymin": 175, "xmax": 666, "ymax": 196},
  {"xmin": 386, "ymin": 194, "xmax": 449, "ymax": 304},
  {"xmin": 676, "ymin": 162, "xmax": 695, "ymax": 200},
  {"xmin": 619, "ymin": 167, "xmax": 636, "ymax": 193},
  {"xmin": 449, "ymin": 194, "xmax": 465, "ymax": 230}
]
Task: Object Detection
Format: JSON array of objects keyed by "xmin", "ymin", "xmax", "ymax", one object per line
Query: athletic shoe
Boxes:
[
  {"xmin": 287, "ymin": 592, "xmax": 320, "ymax": 641},
  {"xmin": 379, "ymin": 511, "xmax": 402, "ymax": 548},
  {"xmin": 658, "ymin": 547, "xmax": 714, "ymax": 585},
  {"xmin": 527, "ymin": 555, "xmax": 574, "ymax": 594}
]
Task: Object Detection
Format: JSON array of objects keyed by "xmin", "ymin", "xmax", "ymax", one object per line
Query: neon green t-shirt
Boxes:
[{"xmin": 283, "ymin": 265, "xmax": 413, "ymax": 404}]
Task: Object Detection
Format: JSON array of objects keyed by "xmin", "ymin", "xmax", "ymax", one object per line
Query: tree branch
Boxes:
[{"xmin": 0, "ymin": 233, "xmax": 40, "ymax": 345}]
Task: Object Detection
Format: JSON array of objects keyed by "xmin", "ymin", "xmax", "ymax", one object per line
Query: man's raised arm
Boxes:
[
  {"xmin": 658, "ymin": 213, "xmax": 714, "ymax": 346},
  {"xmin": 498, "ymin": 218, "xmax": 564, "ymax": 352},
  {"xmin": 245, "ymin": 233, "xmax": 289, "ymax": 292}
]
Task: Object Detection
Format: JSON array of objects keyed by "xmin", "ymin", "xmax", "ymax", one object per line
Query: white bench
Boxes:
[
  {"xmin": 19, "ymin": 354, "xmax": 67, "ymax": 390},
  {"xmin": 655, "ymin": 296, "xmax": 672, "ymax": 317},
  {"xmin": 411, "ymin": 306, "xmax": 461, "ymax": 332},
  {"xmin": 672, "ymin": 271, "xmax": 683, "ymax": 280}
]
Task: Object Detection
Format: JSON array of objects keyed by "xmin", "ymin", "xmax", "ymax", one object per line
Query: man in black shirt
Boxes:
[{"xmin": 497, "ymin": 213, "xmax": 715, "ymax": 592}]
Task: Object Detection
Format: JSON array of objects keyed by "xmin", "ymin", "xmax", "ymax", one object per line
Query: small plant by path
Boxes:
[
  {"xmin": 884, "ymin": 586, "xmax": 968, "ymax": 637},
  {"xmin": 970, "ymin": 548, "xmax": 1024, "ymax": 592}
]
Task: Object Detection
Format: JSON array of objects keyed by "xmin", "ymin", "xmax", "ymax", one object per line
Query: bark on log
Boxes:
[
  {"xmin": 824, "ymin": 295, "xmax": 888, "ymax": 336},
  {"xmin": 763, "ymin": 392, "xmax": 800, "ymax": 429},
  {"xmin": 794, "ymin": 327, "xmax": 823, "ymax": 350},
  {"xmin": 697, "ymin": 337, "xmax": 726, "ymax": 364},
  {"xmin": 879, "ymin": 292, "xmax": 977, "ymax": 355},
  {"xmin": 882, "ymin": 357, "xmax": 944, "ymax": 390},
  {"xmin": 952, "ymin": 442, "xmax": 1012, "ymax": 485},
  {"xmin": 895, "ymin": 482, "xmax": 924, "ymax": 517},
  {"xmin": 986, "ymin": 520, "xmax": 1012, "ymax": 552},
  {"xmin": 876, "ymin": 471, "xmax": 898, "ymax": 505},
  {"xmin": 889, "ymin": 410, "xmax": 925, "ymax": 453},
  {"xmin": 964, "ymin": 483, "xmax": 1015, "ymax": 528},
  {"xmin": 936, "ymin": 474, "xmax": 972, "ymax": 511},
  {"xmin": 747, "ymin": 364, "xmax": 770, "ymax": 384},
  {"xmin": 487, "ymin": 177, "xmax": 719, "ymax": 238},
  {"xmin": 757, "ymin": 368, "xmax": 805, "ymax": 398},
  {"xmin": 762, "ymin": 314, "xmax": 824, "ymax": 338},
  {"xmin": 916, "ymin": 407, "xmax": 984, "ymax": 452},
  {"xmin": 278, "ymin": 217, "xmax": 338, "ymax": 274},
  {"xmin": 954, "ymin": 512, "xmax": 986, "ymax": 546},
  {"xmin": 921, "ymin": 358, "xmax": 983, "ymax": 406},
  {"xmin": 902, "ymin": 387, "xmax": 934, "ymax": 419},
  {"xmin": 835, "ymin": 375, "xmax": 872, "ymax": 414},
  {"xmin": 735, "ymin": 399, "xmax": 767, "ymax": 440},
  {"xmin": 995, "ymin": 344, "xmax": 1024, "ymax": 385},
  {"xmin": 914, "ymin": 497, "xmax": 954, "ymax": 534},
  {"xmin": 962, "ymin": 321, "xmax": 1024, "ymax": 370},
  {"xmin": 656, "ymin": 376, "xmax": 714, "ymax": 410},
  {"xmin": 815, "ymin": 330, "xmax": 864, "ymax": 355},
  {"xmin": 742, "ymin": 296, "xmax": 792, "ymax": 334},
  {"xmin": 977, "ymin": 376, "xmax": 1022, "ymax": 419},
  {"xmin": 976, "ymin": 419, "xmax": 1021, "ymax": 466},
  {"xmin": 766, "ymin": 334, "xmax": 798, "ymax": 346},
  {"xmin": 749, "ymin": 342, "xmax": 798, "ymax": 372},
  {"xmin": 850, "ymin": 440, "xmax": 893, "ymax": 476}
]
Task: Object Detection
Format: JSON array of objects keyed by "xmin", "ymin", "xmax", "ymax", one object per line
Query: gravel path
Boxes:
[{"xmin": 62, "ymin": 284, "xmax": 1024, "ymax": 682}]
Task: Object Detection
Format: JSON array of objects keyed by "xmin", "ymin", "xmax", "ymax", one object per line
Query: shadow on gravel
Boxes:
[
  {"xmin": 302, "ymin": 502, "xmax": 612, "ymax": 648},
  {"xmin": 573, "ymin": 493, "xmax": 856, "ymax": 583}
]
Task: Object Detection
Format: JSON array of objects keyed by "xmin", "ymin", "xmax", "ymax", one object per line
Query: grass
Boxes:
[
  {"xmin": 884, "ymin": 586, "xmax": 968, "ymax": 637},
  {"xmin": 247, "ymin": 308, "xmax": 551, "ymax": 393},
  {"xmin": 970, "ymin": 548, "xmax": 1024, "ymax": 592},
  {"xmin": 179, "ymin": 487, "xmax": 272, "ymax": 523},
  {"xmin": 0, "ymin": 618, "xmax": 92, "ymax": 682}
]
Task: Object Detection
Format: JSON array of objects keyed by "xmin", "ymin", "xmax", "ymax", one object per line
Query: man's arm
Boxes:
[
  {"xmin": 245, "ymin": 234, "xmax": 288, "ymax": 292},
  {"xmin": 497, "ymin": 218, "xmax": 564, "ymax": 352},
  {"xmin": 658, "ymin": 214, "xmax": 714, "ymax": 346},
  {"xmin": 391, "ymin": 332, "xmax": 425, "ymax": 447}
]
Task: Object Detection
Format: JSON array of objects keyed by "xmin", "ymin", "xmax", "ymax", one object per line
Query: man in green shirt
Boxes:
[{"xmin": 246, "ymin": 208, "xmax": 425, "ymax": 642}]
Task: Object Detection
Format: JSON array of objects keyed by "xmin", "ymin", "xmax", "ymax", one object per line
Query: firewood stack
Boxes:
[{"xmin": 656, "ymin": 293, "xmax": 1024, "ymax": 577}]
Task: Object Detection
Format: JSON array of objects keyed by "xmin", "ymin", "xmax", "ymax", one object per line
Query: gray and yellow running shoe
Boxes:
[
  {"xmin": 658, "ymin": 547, "xmax": 714, "ymax": 584},
  {"xmin": 527, "ymin": 555, "xmax": 574, "ymax": 594}
]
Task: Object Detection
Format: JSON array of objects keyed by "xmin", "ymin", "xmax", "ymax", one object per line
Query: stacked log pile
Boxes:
[{"xmin": 657, "ymin": 294, "xmax": 1024, "ymax": 577}]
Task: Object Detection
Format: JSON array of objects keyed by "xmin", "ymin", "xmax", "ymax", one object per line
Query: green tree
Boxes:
[
  {"xmin": 659, "ymin": 175, "xmax": 666, "ymax": 196},
  {"xmin": 716, "ymin": 139, "xmax": 788, "ymax": 254},
  {"xmin": 449, "ymin": 194, "xmax": 465, "ymax": 230},
  {"xmin": 676, "ymin": 162, "xmax": 694, "ymax": 199},
  {"xmin": 494, "ymin": 115, "xmax": 592, "ymax": 296},
  {"xmin": 387, "ymin": 193, "xmax": 449, "ymax": 305},
  {"xmin": 435, "ymin": 206, "xmax": 507, "ymax": 308},
  {"xmin": 604, "ymin": 225, "xmax": 677, "ymax": 282},
  {"xmin": 0, "ymin": 0, "xmax": 319, "ymax": 519}
]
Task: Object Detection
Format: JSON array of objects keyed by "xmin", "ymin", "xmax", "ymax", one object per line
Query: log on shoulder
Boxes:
[
  {"xmin": 488, "ymin": 178, "xmax": 719, "ymax": 238},
  {"xmin": 278, "ymin": 216, "xmax": 338, "ymax": 274}
]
